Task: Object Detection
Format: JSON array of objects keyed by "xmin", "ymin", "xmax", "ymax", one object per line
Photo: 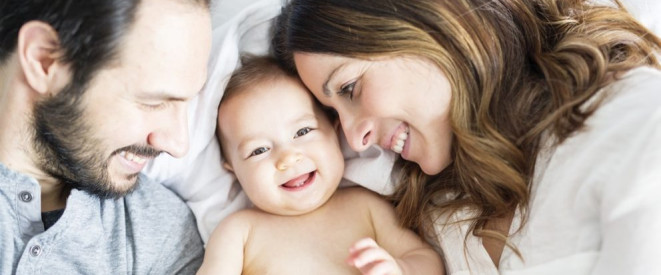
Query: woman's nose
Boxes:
[{"xmin": 339, "ymin": 113, "xmax": 374, "ymax": 152}]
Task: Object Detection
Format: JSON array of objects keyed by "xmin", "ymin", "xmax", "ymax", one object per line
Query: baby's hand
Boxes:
[{"xmin": 346, "ymin": 238, "xmax": 403, "ymax": 275}]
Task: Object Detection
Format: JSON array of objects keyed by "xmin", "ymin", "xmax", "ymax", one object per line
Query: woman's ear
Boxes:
[{"xmin": 17, "ymin": 21, "xmax": 70, "ymax": 95}]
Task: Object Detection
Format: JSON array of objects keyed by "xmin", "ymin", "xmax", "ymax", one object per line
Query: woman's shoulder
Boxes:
[
  {"xmin": 581, "ymin": 66, "xmax": 661, "ymax": 136},
  {"xmin": 533, "ymin": 66, "xmax": 661, "ymax": 198},
  {"xmin": 603, "ymin": 66, "xmax": 661, "ymax": 113}
]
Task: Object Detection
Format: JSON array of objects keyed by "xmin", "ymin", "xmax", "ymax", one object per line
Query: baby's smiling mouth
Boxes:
[{"xmin": 281, "ymin": 171, "xmax": 316, "ymax": 189}]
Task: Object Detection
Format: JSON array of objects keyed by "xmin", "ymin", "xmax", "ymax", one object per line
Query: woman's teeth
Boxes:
[{"xmin": 392, "ymin": 131, "xmax": 409, "ymax": 153}]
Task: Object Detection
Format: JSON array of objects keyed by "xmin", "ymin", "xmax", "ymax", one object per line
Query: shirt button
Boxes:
[
  {"xmin": 30, "ymin": 245, "xmax": 42, "ymax": 257},
  {"xmin": 19, "ymin": 191, "xmax": 33, "ymax": 202}
]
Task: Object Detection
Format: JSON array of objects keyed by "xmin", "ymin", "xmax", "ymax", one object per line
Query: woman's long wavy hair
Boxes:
[{"xmin": 272, "ymin": 0, "xmax": 661, "ymax": 250}]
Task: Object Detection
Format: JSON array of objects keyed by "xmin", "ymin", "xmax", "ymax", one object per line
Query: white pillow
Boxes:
[{"xmin": 144, "ymin": 0, "xmax": 661, "ymax": 244}]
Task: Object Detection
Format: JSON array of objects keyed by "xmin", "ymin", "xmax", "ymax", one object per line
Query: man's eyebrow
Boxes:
[
  {"xmin": 322, "ymin": 64, "xmax": 345, "ymax": 97},
  {"xmin": 140, "ymin": 90, "xmax": 190, "ymax": 102}
]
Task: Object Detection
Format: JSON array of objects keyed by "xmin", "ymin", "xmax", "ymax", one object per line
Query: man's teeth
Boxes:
[
  {"xmin": 119, "ymin": 151, "xmax": 147, "ymax": 164},
  {"xmin": 392, "ymin": 131, "xmax": 408, "ymax": 154}
]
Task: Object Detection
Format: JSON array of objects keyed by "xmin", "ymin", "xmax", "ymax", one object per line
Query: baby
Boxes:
[{"xmin": 197, "ymin": 56, "xmax": 444, "ymax": 275}]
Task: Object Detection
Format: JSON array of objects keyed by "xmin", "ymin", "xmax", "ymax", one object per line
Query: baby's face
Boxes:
[{"xmin": 218, "ymin": 77, "xmax": 344, "ymax": 216}]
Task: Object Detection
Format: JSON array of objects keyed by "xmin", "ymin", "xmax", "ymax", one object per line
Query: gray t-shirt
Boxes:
[{"xmin": 0, "ymin": 163, "xmax": 204, "ymax": 274}]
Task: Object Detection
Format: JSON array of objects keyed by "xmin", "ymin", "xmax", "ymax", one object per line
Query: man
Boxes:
[{"xmin": 0, "ymin": 0, "xmax": 211, "ymax": 273}]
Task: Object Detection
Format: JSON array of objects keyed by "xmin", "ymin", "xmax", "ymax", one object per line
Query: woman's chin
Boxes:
[{"xmin": 418, "ymin": 159, "xmax": 452, "ymax": 176}]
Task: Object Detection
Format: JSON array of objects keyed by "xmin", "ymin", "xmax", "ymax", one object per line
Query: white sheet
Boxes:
[{"xmin": 144, "ymin": 0, "xmax": 661, "ymax": 243}]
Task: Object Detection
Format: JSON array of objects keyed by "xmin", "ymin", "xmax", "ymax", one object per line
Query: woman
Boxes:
[{"xmin": 272, "ymin": 0, "xmax": 661, "ymax": 274}]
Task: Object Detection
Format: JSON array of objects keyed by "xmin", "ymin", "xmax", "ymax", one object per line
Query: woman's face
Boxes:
[{"xmin": 294, "ymin": 53, "xmax": 454, "ymax": 175}]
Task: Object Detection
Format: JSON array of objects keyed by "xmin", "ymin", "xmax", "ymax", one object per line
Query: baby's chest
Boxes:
[{"xmin": 243, "ymin": 216, "xmax": 373, "ymax": 274}]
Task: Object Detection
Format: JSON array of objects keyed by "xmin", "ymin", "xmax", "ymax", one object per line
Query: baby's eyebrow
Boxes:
[
  {"xmin": 294, "ymin": 114, "xmax": 317, "ymax": 124},
  {"xmin": 237, "ymin": 137, "xmax": 260, "ymax": 155}
]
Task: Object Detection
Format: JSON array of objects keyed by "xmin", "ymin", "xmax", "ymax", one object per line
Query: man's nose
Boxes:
[{"xmin": 147, "ymin": 105, "xmax": 190, "ymax": 158}]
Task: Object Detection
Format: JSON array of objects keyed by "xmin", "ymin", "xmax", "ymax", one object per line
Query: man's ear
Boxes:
[
  {"xmin": 222, "ymin": 161, "xmax": 234, "ymax": 172},
  {"xmin": 17, "ymin": 21, "xmax": 70, "ymax": 95}
]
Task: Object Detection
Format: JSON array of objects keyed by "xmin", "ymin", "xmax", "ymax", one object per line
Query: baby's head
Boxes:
[{"xmin": 217, "ymin": 56, "xmax": 345, "ymax": 216}]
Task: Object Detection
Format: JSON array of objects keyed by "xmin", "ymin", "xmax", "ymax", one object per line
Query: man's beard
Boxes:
[{"xmin": 32, "ymin": 81, "xmax": 161, "ymax": 199}]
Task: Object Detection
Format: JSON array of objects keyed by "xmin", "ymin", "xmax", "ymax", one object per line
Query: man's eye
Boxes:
[
  {"xmin": 338, "ymin": 81, "xmax": 356, "ymax": 100},
  {"xmin": 249, "ymin": 147, "xmax": 269, "ymax": 157},
  {"xmin": 295, "ymin": 127, "xmax": 313, "ymax": 138},
  {"xmin": 142, "ymin": 102, "xmax": 166, "ymax": 110}
]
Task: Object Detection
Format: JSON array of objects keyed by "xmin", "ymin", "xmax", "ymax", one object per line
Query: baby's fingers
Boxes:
[
  {"xmin": 347, "ymin": 238, "xmax": 401, "ymax": 275},
  {"xmin": 361, "ymin": 261, "xmax": 401, "ymax": 275},
  {"xmin": 349, "ymin": 237, "xmax": 379, "ymax": 254}
]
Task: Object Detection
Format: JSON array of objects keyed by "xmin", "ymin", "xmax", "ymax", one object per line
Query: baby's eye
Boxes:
[
  {"xmin": 249, "ymin": 147, "xmax": 270, "ymax": 157},
  {"xmin": 295, "ymin": 127, "xmax": 313, "ymax": 138}
]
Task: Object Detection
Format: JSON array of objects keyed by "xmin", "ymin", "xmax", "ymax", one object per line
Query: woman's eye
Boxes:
[
  {"xmin": 338, "ymin": 81, "xmax": 356, "ymax": 100},
  {"xmin": 249, "ymin": 147, "xmax": 269, "ymax": 157},
  {"xmin": 295, "ymin": 127, "xmax": 313, "ymax": 138}
]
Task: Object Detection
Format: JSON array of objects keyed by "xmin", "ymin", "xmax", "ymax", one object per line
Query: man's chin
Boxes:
[
  {"xmin": 71, "ymin": 173, "xmax": 140, "ymax": 200},
  {"xmin": 106, "ymin": 173, "xmax": 141, "ymax": 198}
]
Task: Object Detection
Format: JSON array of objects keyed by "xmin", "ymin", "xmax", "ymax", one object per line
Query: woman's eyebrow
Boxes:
[{"xmin": 322, "ymin": 63, "xmax": 347, "ymax": 97}]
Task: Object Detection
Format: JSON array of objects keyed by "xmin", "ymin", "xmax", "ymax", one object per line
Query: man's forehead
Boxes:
[{"xmin": 108, "ymin": 0, "xmax": 211, "ymax": 98}]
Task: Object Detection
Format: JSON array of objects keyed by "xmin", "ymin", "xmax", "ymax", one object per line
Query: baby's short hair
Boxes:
[
  {"xmin": 217, "ymin": 55, "xmax": 300, "ymax": 164},
  {"xmin": 222, "ymin": 55, "xmax": 295, "ymax": 104}
]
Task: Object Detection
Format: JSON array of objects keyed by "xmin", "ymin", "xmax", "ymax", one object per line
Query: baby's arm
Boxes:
[
  {"xmin": 196, "ymin": 211, "xmax": 250, "ymax": 275},
  {"xmin": 346, "ymin": 189, "xmax": 445, "ymax": 275}
]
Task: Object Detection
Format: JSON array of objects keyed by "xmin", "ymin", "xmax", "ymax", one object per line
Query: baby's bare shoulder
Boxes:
[
  {"xmin": 332, "ymin": 186, "xmax": 394, "ymax": 212},
  {"xmin": 218, "ymin": 207, "xmax": 274, "ymax": 230}
]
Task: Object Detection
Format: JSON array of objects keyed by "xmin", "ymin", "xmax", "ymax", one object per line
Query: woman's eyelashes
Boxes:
[{"xmin": 337, "ymin": 80, "xmax": 357, "ymax": 100}]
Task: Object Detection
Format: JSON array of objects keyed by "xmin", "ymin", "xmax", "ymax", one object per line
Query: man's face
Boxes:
[{"xmin": 33, "ymin": 0, "xmax": 212, "ymax": 198}]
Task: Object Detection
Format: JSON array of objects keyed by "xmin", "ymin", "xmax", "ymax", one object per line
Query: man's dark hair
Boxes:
[
  {"xmin": 1, "ymin": 0, "xmax": 210, "ymax": 198},
  {"xmin": 0, "ymin": 0, "xmax": 210, "ymax": 96}
]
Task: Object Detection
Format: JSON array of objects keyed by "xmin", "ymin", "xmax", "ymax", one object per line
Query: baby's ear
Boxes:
[{"xmin": 222, "ymin": 161, "xmax": 234, "ymax": 172}]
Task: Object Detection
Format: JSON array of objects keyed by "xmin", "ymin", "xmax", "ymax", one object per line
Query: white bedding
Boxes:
[{"xmin": 143, "ymin": 0, "xmax": 661, "ymax": 243}]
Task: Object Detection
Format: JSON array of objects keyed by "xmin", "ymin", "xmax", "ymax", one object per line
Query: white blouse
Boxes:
[{"xmin": 435, "ymin": 67, "xmax": 661, "ymax": 275}]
